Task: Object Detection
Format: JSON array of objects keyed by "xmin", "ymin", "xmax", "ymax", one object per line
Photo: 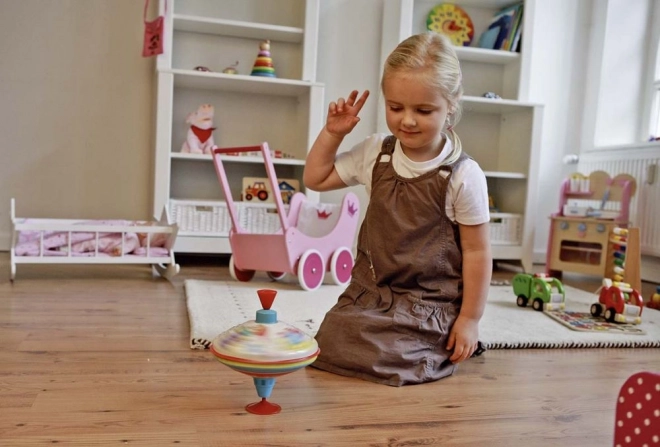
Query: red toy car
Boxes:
[
  {"xmin": 648, "ymin": 285, "xmax": 660, "ymax": 310},
  {"xmin": 590, "ymin": 279, "xmax": 644, "ymax": 324}
]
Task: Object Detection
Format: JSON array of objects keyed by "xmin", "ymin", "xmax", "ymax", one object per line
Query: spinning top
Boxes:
[{"xmin": 210, "ymin": 289, "xmax": 320, "ymax": 415}]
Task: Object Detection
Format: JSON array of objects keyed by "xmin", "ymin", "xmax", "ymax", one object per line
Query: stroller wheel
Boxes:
[
  {"xmin": 267, "ymin": 271, "xmax": 287, "ymax": 281},
  {"xmin": 330, "ymin": 246, "xmax": 353, "ymax": 286},
  {"xmin": 297, "ymin": 249, "xmax": 325, "ymax": 291},
  {"xmin": 229, "ymin": 255, "xmax": 255, "ymax": 282}
]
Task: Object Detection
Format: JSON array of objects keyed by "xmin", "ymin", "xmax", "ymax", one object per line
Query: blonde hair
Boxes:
[{"xmin": 382, "ymin": 32, "xmax": 463, "ymax": 164}]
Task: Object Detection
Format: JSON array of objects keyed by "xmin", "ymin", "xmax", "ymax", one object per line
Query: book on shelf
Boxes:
[
  {"xmin": 477, "ymin": 2, "xmax": 523, "ymax": 51},
  {"xmin": 507, "ymin": 4, "xmax": 524, "ymax": 52}
]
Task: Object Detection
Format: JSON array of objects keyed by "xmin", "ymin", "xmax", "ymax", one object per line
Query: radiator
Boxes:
[{"xmin": 578, "ymin": 147, "xmax": 660, "ymax": 256}]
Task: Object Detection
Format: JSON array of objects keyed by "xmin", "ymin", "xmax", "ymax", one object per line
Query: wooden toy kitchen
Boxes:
[{"xmin": 546, "ymin": 171, "xmax": 641, "ymax": 290}]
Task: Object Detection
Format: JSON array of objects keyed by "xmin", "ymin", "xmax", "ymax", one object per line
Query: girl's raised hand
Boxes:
[{"xmin": 325, "ymin": 90, "xmax": 370, "ymax": 138}]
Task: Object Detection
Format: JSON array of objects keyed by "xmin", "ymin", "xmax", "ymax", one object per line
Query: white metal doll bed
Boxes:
[{"xmin": 10, "ymin": 199, "xmax": 180, "ymax": 280}]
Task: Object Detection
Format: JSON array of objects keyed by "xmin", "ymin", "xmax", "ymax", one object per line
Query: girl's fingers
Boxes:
[
  {"xmin": 329, "ymin": 91, "xmax": 368, "ymax": 118},
  {"xmin": 346, "ymin": 90, "xmax": 359, "ymax": 106},
  {"xmin": 446, "ymin": 332, "xmax": 455, "ymax": 350},
  {"xmin": 460, "ymin": 347, "xmax": 470, "ymax": 363},
  {"xmin": 353, "ymin": 90, "xmax": 370, "ymax": 113},
  {"xmin": 459, "ymin": 343, "xmax": 477, "ymax": 362},
  {"xmin": 451, "ymin": 340, "xmax": 479, "ymax": 363},
  {"xmin": 450, "ymin": 345, "xmax": 463, "ymax": 362}
]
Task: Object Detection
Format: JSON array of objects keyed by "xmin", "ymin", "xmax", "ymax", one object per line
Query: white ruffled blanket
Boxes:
[{"xmin": 15, "ymin": 220, "xmax": 170, "ymax": 257}]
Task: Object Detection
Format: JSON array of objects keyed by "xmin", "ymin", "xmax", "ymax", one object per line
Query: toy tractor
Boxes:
[
  {"xmin": 590, "ymin": 278, "xmax": 644, "ymax": 324},
  {"xmin": 513, "ymin": 273, "xmax": 566, "ymax": 312},
  {"xmin": 244, "ymin": 181, "xmax": 269, "ymax": 201}
]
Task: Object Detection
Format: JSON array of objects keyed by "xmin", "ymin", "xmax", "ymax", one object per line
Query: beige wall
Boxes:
[{"xmin": 0, "ymin": 0, "xmax": 157, "ymax": 249}]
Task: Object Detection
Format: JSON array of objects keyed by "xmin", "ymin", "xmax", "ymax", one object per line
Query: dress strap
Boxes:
[
  {"xmin": 374, "ymin": 135, "xmax": 397, "ymax": 165},
  {"xmin": 438, "ymin": 148, "xmax": 471, "ymax": 180},
  {"xmin": 381, "ymin": 135, "xmax": 397, "ymax": 155}
]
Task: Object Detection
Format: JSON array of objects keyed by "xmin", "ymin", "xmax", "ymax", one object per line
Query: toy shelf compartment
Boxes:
[
  {"xmin": 489, "ymin": 213, "xmax": 522, "ymax": 245},
  {"xmin": 169, "ymin": 199, "xmax": 288, "ymax": 237}
]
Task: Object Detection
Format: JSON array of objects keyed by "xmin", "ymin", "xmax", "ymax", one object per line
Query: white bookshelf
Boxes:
[
  {"xmin": 380, "ymin": 0, "xmax": 543, "ymax": 271},
  {"xmin": 172, "ymin": 15, "xmax": 305, "ymax": 43},
  {"xmin": 153, "ymin": 0, "xmax": 323, "ymax": 254}
]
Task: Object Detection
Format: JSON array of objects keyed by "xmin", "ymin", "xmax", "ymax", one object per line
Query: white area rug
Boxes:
[{"xmin": 185, "ymin": 279, "xmax": 660, "ymax": 350}]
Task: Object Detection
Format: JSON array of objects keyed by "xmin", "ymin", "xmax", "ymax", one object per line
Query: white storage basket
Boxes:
[
  {"xmin": 489, "ymin": 213, "xmax": 522, "ymax": 245},
  {"xmin": 169, "ymin": 199, "xmax": 284, "ymax": 236}
]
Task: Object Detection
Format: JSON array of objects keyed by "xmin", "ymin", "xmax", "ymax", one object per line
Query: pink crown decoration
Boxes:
[{"xmin": 348, "ymin": 201, "xmax": 357, "ymax": 217}]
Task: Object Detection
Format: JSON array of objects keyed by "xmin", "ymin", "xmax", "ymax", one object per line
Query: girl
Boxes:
[{"xmin": 303, "ymin": 32, "xmax": 492, "ymax": 386}]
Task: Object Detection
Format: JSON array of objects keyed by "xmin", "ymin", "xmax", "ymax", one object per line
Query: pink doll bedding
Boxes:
[{"xmin": 15, "ymin": 220, "xmax": 171, "ymax": 257}]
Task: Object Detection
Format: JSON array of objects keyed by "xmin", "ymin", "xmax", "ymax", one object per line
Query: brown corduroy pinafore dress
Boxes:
[{"xmin": 312, "ymin": 136, "xmax": 468, "ymax": 386}]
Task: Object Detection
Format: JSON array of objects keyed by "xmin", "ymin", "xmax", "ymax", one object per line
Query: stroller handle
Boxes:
[{"xmin": 211, "ymin": 142, "xmax": 291, "ymax": 234}]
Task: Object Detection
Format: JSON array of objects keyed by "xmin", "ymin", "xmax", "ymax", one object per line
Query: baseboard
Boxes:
[
  {"xmin": 0, "ymin": 231, "xmax": 9, "ymax": 251},
  {"xmin": 3, "ymin": 235, "xmax": 654, "ymax": 282},
  {"xmin": 533, "ymin": 250, "xmax": 546, "ymax": 265},
  {"xmin": 641, "ymin": 255, "xmax": 660, "ymax": 283},
  {"xmin": 533, "ymin": 248, "xmax": 659, "ymax": 284}
]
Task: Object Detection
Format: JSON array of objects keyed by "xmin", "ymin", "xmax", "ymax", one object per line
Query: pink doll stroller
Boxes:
[{"xmin": 211, "ymin": 143, "xmax": 360, "ymax": 291}]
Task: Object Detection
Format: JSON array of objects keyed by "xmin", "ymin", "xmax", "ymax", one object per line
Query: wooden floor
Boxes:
[{"xmin": 1, "ymin": 253, "xmax": 659, "ymax": 447}]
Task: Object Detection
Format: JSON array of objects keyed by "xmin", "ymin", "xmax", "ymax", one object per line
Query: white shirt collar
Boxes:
[{"xmin": 395, "ymin": 134, "xmax": 452, "ymax": 173}]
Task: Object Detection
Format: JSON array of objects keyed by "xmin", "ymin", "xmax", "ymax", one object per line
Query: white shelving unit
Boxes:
[
  {"xmin": 380, "ymin": 0, "xmax": 543, "ymax": 271},
  {"xmin": 153, "ymin": 0, "xmax": 323, "ymax": 254}
]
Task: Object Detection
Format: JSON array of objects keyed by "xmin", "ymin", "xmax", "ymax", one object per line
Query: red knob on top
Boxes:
[{"xmin": 257, "ymin": 289, "xmax": 277, "ymax": 310}]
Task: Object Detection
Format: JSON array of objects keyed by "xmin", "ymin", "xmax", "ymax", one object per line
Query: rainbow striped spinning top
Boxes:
[{"xmin": 210, "ymin": 289, "xmax": 320, "ymax": 415}]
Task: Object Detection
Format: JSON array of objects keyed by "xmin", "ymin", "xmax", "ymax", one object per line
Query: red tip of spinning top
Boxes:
[
  {"xmin": 246, "ymin": 398, "xmax": 281, "ymax": 415},
  {"xmin": 257, "ymin": 289, "xmax": 277, "ymax": 310}
]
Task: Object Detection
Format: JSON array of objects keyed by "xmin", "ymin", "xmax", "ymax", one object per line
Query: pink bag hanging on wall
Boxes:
[{"xmin": 142, "ymin": 0, "xmax": 166, "ymax": 57}]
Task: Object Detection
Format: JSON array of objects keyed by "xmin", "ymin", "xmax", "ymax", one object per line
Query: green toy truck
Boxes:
[{"xmin": 513, "ymin": 273, "xmax": 566, "ymax": 312}]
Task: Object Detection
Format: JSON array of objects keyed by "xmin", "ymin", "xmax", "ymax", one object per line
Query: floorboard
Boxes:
[{"xmin": 1, "ymin": 254, "xmax": 658, "ymax": 446}]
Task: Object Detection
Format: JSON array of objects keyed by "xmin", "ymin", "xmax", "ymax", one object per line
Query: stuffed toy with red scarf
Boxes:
[{"xmin": 181, "ymin": 104, "xmax": 217, "ymax": 154}]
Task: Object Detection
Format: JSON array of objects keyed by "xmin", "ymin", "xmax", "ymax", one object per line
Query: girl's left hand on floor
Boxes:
[{"xmin": 447, "ymin": 315, "xmax": 479, "ymax": 364}]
